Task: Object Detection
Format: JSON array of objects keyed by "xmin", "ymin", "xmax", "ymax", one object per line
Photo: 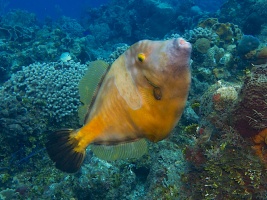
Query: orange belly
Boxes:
[{"xmin": 75, "ymin": 79, "xmax": 183, "ymax": 150}]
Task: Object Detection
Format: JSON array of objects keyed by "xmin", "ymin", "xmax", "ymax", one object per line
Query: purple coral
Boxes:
[{"xmin": 232, "ymin": 64, "xmax": 267, "ymax": 137}]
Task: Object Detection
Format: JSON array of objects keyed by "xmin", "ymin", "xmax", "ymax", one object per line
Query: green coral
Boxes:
[
  {"xmin": 191, "ymin": 102, "xmax": 200, "ymax": 114},
  {"xmin": 1, "ymin": 173, "xmax": 11, "ymax": 184},
  {"xmin": 184, "ymin": 124, "xmax": 199, "ymax": 135}
]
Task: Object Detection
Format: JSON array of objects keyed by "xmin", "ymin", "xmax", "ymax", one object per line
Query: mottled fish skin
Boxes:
[{"xmin": 73, "ymin": 38, "xmax": 191, "ymax": 150}]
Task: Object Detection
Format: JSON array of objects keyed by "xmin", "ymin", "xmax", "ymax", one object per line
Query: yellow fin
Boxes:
[
  {"xmin": 90, "ymin": 138, "xmax": 147, "ymax": 161},
  {"xmin": 78, "ymin": 60, "xmax": 109, "ymax": 124}
]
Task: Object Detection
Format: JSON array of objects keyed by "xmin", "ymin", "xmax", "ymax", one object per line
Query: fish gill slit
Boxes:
[{"xmin": 144, "ymin": 76, "xmax": 162, "ymax": 100}]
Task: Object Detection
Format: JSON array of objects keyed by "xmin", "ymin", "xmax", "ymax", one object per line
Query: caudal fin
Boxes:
[{"xmin": 46, "ymin": 129, "xmax": 85, "ymax": 173}]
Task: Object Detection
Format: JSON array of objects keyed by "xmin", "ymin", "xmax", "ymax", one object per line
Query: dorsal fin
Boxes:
[
  {"xmin": 78, "ymin": 60, "xmax": 110, "ymax": 125},
  {"xmin": 90, "ymin": 138, "xmax": 147, "ymax": 161}
]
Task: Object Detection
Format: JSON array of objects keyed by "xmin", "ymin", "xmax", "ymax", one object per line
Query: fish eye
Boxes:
[{"xmin": 137, "ymin": 53, "xmax": 146, "ymax": 62}]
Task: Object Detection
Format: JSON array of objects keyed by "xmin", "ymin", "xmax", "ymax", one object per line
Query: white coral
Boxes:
[{"xmin": 216, "ymin": 86, "xmax": 238, "ymax": 101}]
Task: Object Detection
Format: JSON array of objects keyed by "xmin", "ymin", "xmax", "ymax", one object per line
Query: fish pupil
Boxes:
[{"xmin": 137, "ymin": 53, "xmax": 146, "ymax": 62}]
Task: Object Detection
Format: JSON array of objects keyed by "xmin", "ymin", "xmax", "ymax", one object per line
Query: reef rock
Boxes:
[{"xmin": 232, "ymin": 64, "xmax": 267, "ymax": 137}]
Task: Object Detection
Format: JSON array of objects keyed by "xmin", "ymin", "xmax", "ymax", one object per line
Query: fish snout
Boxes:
[
  {"xmin": 174, "ymin": 38, "xmax": 192, "ymax": 52},
  {"xmin": 165, "ymin": 38, "xmax": 192, "ymax": 76},
  {"xmin": 169, "ymin": 38, "xmax": 192, "ymax": 66}
]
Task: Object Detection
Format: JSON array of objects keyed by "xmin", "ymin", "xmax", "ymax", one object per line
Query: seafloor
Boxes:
[{"xmin": 0, "ymin": 0, "xmax": 267, "ymax": 199}]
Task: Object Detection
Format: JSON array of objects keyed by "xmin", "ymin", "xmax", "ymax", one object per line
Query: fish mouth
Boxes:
[{"xmin": 165, "ymin": 38, "xmax": 191, "ymax": 76}]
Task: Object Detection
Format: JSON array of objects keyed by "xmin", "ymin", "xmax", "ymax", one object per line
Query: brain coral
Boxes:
[
  {"xmin": 194, "ymin": 38, "xmax": 211, "ymax": 54},
  {"xmin": 232, "ymin": 64, "xmax": 267, "ymax": 137}
]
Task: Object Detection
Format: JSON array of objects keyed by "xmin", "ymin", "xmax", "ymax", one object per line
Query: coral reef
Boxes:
[
  {"xmin": 56, "ymin": 16, "xmax": 85, "ymax": 37},
  {"xmin": 181, "ymin": 66, "xmax": 267, "ymax": 199},
  {"xmin": 252, "ymin": 128, "xmax": 267, "ymax": 165},
  {"xmin": 212, "ymin": 22, "xmax": 242, "ymax": 44},
  {"xmin": 194, "ymin": 37, "xmax": 211, "ymax": 54},
  {"xmin": 0, "ymin": 61, "xmax": 86, "ymax": 174},
  {"xmin": 232, "ymin": 64, "xmax": 267, "ymax": 137},
  {"xmin": 183, "ymin": 26, "xmax": 219, "ymax": 44},
  {"xmin": 237, "ymin": 35, "xmax": 260, "ymax": 56},
  {"xmin": 218, "ymin": 0, "xmax": 267, "ymax": 35},
  {"xmin": 0, "ymin": 1, "xmax": 267, "ymax": 199},
  {"xmin": 212, "ymin": 85, "xmax": 238, "ymax": 111},
  {"xmin": 0, "ymin": 10, "xmax": 92, "ymax": 83},
  {"xmin": 199, "ymin": 80, "xmax": 241, "ymax": 130},
  {"xmin": 183, "ymin": 131, "xmax": 267, "ymax": 199},
  {"xmin": 3, "ymin": 61, "xmax": 86, "ymax": 123}
]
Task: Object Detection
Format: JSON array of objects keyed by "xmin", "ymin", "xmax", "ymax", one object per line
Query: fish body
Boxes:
[
  {"xmin": 46, "ymin": 38, "xmax": 192, "ymax": 173},
  {"xmin": 59, "ymin": 52, "xmax": 72, "ymax": 62}
]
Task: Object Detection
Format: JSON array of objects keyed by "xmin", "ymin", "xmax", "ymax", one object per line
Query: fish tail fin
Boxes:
[{"xmin": 46, "ymin": 129, "xmax": 85, "ymax": 173}]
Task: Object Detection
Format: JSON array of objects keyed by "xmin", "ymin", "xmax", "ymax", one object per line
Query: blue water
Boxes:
[
  {"xmin": 5, "ymin": 0, "xmax": 225, "ymax": 21},
  {"xmin": 6, "ymin": 0, "xmax": 109, "ymax": 20}
]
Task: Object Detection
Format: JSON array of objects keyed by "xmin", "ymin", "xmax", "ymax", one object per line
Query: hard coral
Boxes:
[
  {"xmin": 198, "ymin": 18, "xmax": 218, "ymax": 29},
  {"xmin": 242, "ymin": 46, "xmax": 267, "ymax": 65},
  {"xmin": 194, "ymin": 38, "xmax": 211, "ymax": 54},
  {"xmin": 3, "ymin": 61, "xmax": 87, "ymax": 123},
  {"xmin": 212, "ymin": 86, "xmax": 238, "ymax": 111},
  {"xmin": 212, "ymin": 22, "xmax": 242, "ymax": 44},
  {"xmin": 237, "ymin": 35, "xmax": 260, "ymax": 56},
  {"xmin": 232, "ymin": 64, "xmax": 267, "ymax": 137},
  {"xmin": 255, "ymin": 46, "xmax": 267, "ymax": 64},
  {"xmin": 200, "ymin": 81, "xmax": 240, "ymax": 119}
]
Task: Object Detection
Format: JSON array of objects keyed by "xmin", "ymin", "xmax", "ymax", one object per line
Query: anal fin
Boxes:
[{"xmin": 90, "ymin": 138, "xmax": 147, "ymax": 161}]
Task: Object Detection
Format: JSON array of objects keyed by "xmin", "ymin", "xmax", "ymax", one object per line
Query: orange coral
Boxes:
[
  {"xmin": 257, "ymin": 47, "xmax": 267, "ymax": 59},
  {"xmin": 252, "ymin": 128, "xmax": 267, "ymax": 165},
  {"xmin": 243, "ymin": 47, "xmax": 267, "ymax": 65},
  {"xmin": 254, "ymin": 47, "xmax": 267, "ymax": 64}
]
